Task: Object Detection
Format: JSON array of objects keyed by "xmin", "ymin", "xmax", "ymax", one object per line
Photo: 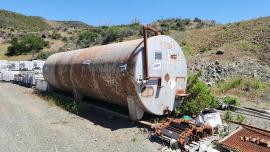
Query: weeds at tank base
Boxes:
[{"xmin": 34, "ymin": 91, "xmax": 90, "ymax": 115}]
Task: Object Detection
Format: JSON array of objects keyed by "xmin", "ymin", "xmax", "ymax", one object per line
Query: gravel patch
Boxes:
[{"xmin": 0, "ymin": 83, "xmax": 162, "ymax": 152}]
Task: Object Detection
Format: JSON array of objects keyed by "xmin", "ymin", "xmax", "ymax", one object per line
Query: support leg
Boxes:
[
  {"xmin": 73, "ymin": 89, "xmax": 83, "ymax": 102},
  {"xmin": 127, "ymin": 97, "xmax": 144, "ymax": 121}
]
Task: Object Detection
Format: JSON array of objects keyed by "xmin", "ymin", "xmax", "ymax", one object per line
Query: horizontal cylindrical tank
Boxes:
[{"xmin": 43, "ymin": 35, "xmax": 187, "ymax": 120}]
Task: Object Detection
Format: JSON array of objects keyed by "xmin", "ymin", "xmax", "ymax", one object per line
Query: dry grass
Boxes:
[
  {"xmin": 171, "ymin": 17, "xmax": 270, "ymax": 60},
  {"xmin": 43, "ymin": 39, "xmax": 65, "ymax": 52},
  {"xmin": 212, "ymin": 77, "xmax": 270, "ymax": 109},
  {"xmin": 0, "ymin": 43, "xmax": 32, "ymax": 60}
]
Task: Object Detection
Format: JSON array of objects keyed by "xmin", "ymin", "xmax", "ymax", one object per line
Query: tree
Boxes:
[
  {"xmin": 6, "ymin": 34, "xmax": 49, "ymax": 57},
  {"xmin": 176, "ymin": 72, "xmax": 218, "ymax": 115},
  {"xmin": 194, "ymin": 17, "xmax": 202, "ymax": 22}
]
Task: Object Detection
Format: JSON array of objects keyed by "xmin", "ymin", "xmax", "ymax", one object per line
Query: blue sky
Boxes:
[{"xmin": 0, "ymin": 0, "xmax": 269, "ymax": 25}]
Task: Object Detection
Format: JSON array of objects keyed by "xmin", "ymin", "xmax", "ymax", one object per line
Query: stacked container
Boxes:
[
  {"xmin": 2, "ymin": 70, "xmax": 20, "ymax": 82},
  {"xmin": 19, "ymin": 61, "xmax": 34, "ymax": 71},
  {"xmin": 1, "ymin": 61, "xmax": 20, "ymax": 82},
  {"xmin": 33, "ymin": 60, "xmax": 45, "ymax": 70},
  {"xmin": 0, "ymin": 60, "xmax": 8, "ymax": 81},
  {"xmin": 7, "ymin": 61, "xmax": 20, "ymax": 71}
]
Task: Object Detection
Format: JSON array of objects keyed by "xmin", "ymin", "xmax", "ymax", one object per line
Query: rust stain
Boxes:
[
  {"xmin": 141, "ymin": 86, "xmax": 154, "ymax": 97},
  {"xmin": 164, "ymin": 73, "xmax": 170, "ymax": 82}
]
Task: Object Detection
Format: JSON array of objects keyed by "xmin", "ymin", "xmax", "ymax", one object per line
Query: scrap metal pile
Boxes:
[{"xmin": 154, "ymin": 118, "xmax": 214, "ymax": 147}]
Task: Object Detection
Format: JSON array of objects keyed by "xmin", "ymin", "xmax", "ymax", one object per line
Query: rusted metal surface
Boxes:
[
  {"xmin": 43, "ymin": 34, "xmax": 187, "ymax": 120},
  {"xmin": 155, "ymin": 118, "xmax": 213, "ymax": 146},
  {"xmin": 220, "ymin": 126, "xmax": 270, "ymax": 152}
]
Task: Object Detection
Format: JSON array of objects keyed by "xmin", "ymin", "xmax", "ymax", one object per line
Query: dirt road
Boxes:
[{"xmin": 0, "ymin": 83, "xmax": 161, "ymax": 152}]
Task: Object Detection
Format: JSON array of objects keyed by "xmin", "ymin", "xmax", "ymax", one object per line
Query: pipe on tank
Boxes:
[{"xmin": 143, "ymin": 26, "xmax": 161, "ymax": 80}]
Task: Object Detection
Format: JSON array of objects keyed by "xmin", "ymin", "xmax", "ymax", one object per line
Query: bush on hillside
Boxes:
[
  {"xmin": 76, "ymin": 29, "xmax": 99, "ymax": 48},
  {"xmin": 101, "ymin": 26, "xmax": 124, "ymax": 44},
  {"xmin": 176, "ymin": 72, "xmax": 218, "ymax": 115},
  {"xmin": 36, "ymin": 51, "xmax": 54, "ymax": 59},
  {"xmin": 194, "ymin": 17, "xmax": 202, "ymax": 22},
  {"xmin": 6, "ymin": 34, "xmax": 49, "ymax": 56},
  {"xmin": 51, "ymin": 31, "xmax": 62, "ymax": 39}
]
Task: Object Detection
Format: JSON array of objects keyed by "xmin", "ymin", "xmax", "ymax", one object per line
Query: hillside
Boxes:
[
  {"xmin": 0, "ymin": 10, "xmax": 216, "ymax": 60},
  {"xmin": 170, "ymin": 17, "xmax": 270, "ymax": 108},
  {"xmin": 0, "ymin": 10, "xmax": 269, "ymax": 109},
  {"xmin": 0, "ymin": 9, "xmax": 50, "ymax": 31},
  {"xmin": 172, "ymin": 17, "xmax": 270, "ymax": 63}
]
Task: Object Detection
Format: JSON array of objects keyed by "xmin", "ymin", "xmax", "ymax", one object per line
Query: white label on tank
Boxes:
[
  {"xmin": 169, "ymin": 79, "xmax": 176, "ymax": 89},
  {"xmin": 82, "ymin": 59, "xmax": 91, "ymax": 65},
  {"xmin": 153, "ymin": 62, "xmax": 161, "ymax": 70}
]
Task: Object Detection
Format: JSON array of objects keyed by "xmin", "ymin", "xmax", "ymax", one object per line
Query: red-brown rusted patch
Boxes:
[
  {"xmin": 176, "ymin": 88, "xmax": 185, "ymax": 94},
  {"xmin": 164, "ymin": 73, "xmax": 170, "ymax": 82},
  {"xmin": 220, "ymin": 126, "xmax": 270, "ymax": 152},
  {"xmin": 141, "ymin": 86, "xmax": 154, "ymax": 97}
]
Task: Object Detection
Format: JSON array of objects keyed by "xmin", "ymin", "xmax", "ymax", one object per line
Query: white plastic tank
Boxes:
[
  {"xmin": 2, "ymin": 70, "xmax": 20, "ymax": 82},
  {"xmin": 33, "ymin": 60, "xmax": 45, "ymax": 70},
  {"xmin": 7, "ymin": 61, "xmax": 20, "ymax": 71},
  {"xmin": 19, "ymin": 61, "xmax": 34, "ymax": 71}
]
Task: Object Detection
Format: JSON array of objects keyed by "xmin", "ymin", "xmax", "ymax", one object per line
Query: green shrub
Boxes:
[
  {"xmin": 76, "ymin": 29, "xmax": 99, "ymax": 48},
  {"xmin": 195, "ymin": 22, "xmax": 204, "ymax": 29},
  {"xmin": 238, "ymin": 40, "xmax": 261, "ymax": 52},
  {"xmin": 224, "ymin": 110, "xmax": 233, "ymax": 121},
  {"xmin": 223, "ymin": 96, "xmax": 240, "ymax": 106},
  {"xmin": 62, "ymin": 36, "xmax": 68, "ymax": 42},
  {"xmin": 101, "ymin": 26, "xmax": 124, "ymax": 44},
  {"xmin": 194, "ymin": 17, "xmax": 202, "ymax": 22},
  {"xmin": 236, "ymin": 113, "xmax": 246, "ymax": 123},
  {"xmin": 51, "ymin": 31, "xmax": 61, "ymax": 39},
  {"xmin": 6, "ymin": 34, "xmax": 49, "ymax": 56},
  {"xmin": 214, "ymin": 77, "xmax": 266, "ymax": 94},
  {"xmin": 199, "ymin": 46, "xmax": 210, "ymax": 53},
  {"xmin": 181, "ymin": 42, "xmax": 193, "ymax": 57},
  {"xmin": 177, "ymin": 72, "xmax": 218, "ymax": 115},
  {"xmin": 37, "ymin": 51, "xmax": 54, "ymax": 59}
]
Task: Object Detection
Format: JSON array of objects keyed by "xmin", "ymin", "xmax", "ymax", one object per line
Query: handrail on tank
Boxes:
[{"xmin": 143, "ymin": 25, "xmax": 161, "ymax": 80}]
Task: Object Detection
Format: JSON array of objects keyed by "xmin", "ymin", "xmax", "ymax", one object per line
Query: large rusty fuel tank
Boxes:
[{"xmin": 43, "ymin": 33, "xmax": 187, "ymax": 120}]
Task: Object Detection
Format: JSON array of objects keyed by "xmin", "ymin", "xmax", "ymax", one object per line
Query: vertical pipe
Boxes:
[
  {"xmin": 143, "ymin": 26, "xmax": 149, "ymax": 80},
  {"xmin": 143, "ymin": 26, "xmax": 161, "ymax": 80}
]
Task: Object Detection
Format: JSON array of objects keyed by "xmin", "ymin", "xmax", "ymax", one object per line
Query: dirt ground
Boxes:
[{"xmin": 0, "ymin": 82, "xmax": 162, "ymax": 152}]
